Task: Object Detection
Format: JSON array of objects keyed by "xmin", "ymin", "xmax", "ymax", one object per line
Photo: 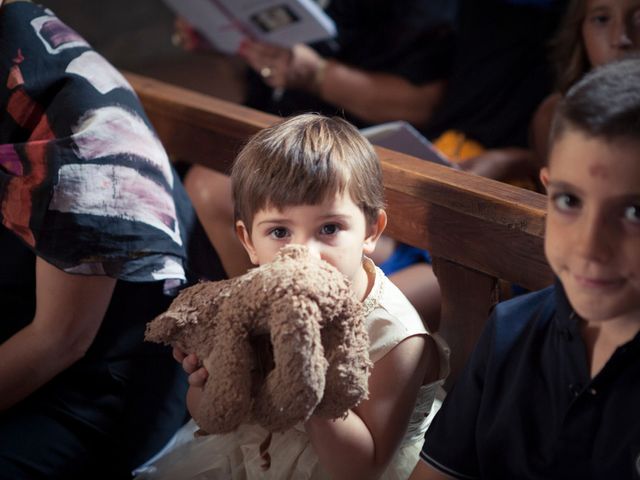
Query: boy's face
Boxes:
[
  {"xmin": 236, "ymin": 190, "xmax": 386, "ymax": 301},
  {"xmin": 582, "ymin": 0, "xmax": 640, "ymax": 68},
  {"xmin": 541, "ymin": 129, "xmax": 640, "ymax": 326}
]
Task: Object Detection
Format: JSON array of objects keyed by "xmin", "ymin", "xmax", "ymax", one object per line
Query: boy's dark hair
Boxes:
[
  {"xmin": 550, "ymin": 58, "xmax": 640, "ymax": 145},
  {"xmin": 232, "ymin": 113, "xmax": 385, "ymax": 231}
]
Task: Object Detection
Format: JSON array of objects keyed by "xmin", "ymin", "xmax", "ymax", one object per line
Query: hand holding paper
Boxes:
[
  {"xmin": 163, "ymin": 0, "xmax": 336, "ymax": 55},
  {"xmin": 239, "ymin": 39, "xmax": 325, "ymax": 92}
]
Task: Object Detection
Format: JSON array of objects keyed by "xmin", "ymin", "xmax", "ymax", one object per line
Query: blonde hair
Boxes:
[{"xmin": 232, "ymin": 114, "xmax": 385, "ymax": 232}]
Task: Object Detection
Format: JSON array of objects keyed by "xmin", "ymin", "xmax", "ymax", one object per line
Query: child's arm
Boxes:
[{"xmin": 306, "ymin": 334, "xmax": 435, "ymax": 479}]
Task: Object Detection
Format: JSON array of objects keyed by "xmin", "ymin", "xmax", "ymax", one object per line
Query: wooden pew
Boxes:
[{"xmin": 126, "ymin": 72, "xmax": 554, "ymax": 386}]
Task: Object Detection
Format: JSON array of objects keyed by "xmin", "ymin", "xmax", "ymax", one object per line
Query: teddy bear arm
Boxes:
[
  {"xmin": 193, "ymin": 327, "xmax": 255, "ymax": 435},
  {"xmin": 314, "ymin": 299, "xmax": 372, "ymax": 419},
  {"xmin": 253, "ymin": 297, "xmax": 328, "ymax": 433},
  {"xmin": 144, "ymin": 312, "xmax": 183, "ymax": 345},
  {"xmin": 145, "ymin": 280, "xmax": 226, "ymax": 346}
]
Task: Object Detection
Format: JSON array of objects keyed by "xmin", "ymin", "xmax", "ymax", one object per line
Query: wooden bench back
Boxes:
[{"xmin": 126, "ymin": 72, "xmax": 554, "ymax": 385}]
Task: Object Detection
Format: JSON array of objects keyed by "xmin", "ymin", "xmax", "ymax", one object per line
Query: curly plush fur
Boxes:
[{"xmin": 145, "ymin": 245, "xmax": 372, "ymax": 434}]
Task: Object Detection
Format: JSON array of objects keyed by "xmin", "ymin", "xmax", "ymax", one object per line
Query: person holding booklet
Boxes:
[
  {"xmin": 167, "ymin": 0, "xmax": 338, "ymax": 61},
  {"xmin": 236, "ymin": 0, "xmax": 566, "ymax": 187},
  {"xmin": 239, "ymin": 0, "xmax": 457, "ymax": 130},
  {"xmin": 172, "ymin": 0, "xmax": 458, "ymax": 129}
]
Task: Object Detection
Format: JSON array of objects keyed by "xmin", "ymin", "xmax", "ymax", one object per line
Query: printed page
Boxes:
[
  {"xmin": 163, "ymin": 0, "xmax": 336, "ymax": 55},
  {"xmin": 164, "ymin": 0, "xmax": 243, "ymax": 54}
]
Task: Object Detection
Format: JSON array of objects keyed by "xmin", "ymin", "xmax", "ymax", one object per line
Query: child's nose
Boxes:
[
  {"xmin": 614, "ymin": 19, "xmax": 633, "ymax": 48},
  {"xmin": 292, "ymin": 238, "xmax": 322, "ymax": 260},
  {"xmin": 575, "ymin": 213, "xmax": 613, "ymax": 263},
  {"xmin": 304, "ymin": 241, "xmax": 323, "ymax": 261}
]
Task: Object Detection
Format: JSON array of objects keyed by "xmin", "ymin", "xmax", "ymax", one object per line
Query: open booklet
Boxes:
[
  {"xmin": 163, "ymin": 0, "xmax": 337, "ymax": 55},
  {"xmin": 360, "ymin": 121, "xmax": 452, "ymax": 167}
]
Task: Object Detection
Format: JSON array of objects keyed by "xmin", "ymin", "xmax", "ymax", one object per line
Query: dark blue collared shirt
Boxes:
[{"xmin": 421, "ymin": 283, "xmax": 640, "ymax": 479}]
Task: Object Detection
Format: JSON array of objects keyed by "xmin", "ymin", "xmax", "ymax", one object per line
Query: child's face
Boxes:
[
  {"xmin": 582, "ymin": 0, "xmax": 640, "ymax": 68},
  {"xmin": 236, "ymin": 190, "xmax": 386, "ymax": 301},
  {"xmin": 541, "ymin": 129, "xmax": 640, "ymax": 325}
]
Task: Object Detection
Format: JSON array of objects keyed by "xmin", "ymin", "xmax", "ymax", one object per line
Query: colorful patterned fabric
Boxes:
[{"xmin": 0, "ymin": 2, "xmax": 188, "ymax": 288}]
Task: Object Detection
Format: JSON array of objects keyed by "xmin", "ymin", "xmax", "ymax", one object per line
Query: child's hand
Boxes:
[
  {"xmin": 172, "ymin": 347, "xmax": 209, "ymax": 387},
  {"xmin": 173, "ymin": 347, "xmax": 209, "ymax": 421},
  {"xmin": 186, "ymin": 384, "xmax": 204, "ymax": 420}
]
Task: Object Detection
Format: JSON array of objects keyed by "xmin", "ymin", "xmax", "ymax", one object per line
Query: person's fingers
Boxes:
[
  {"xmin": 188, "ymin": 367, "xmax": 209, "ymax": 387},
  {"xmin": 243, "ymin": 46, "xmax": 276, "ymax": 71},
  {"xmin": 172, "ymin": 17, "xmax": 211, "ymax": 51},
  {"xmin": 253, "ymin": 41, "xmax": 286, "ymax": 60},
  {"xmin": 174, "ymin": 16, "xmax": 191, "ymax": 30},
  {"xmin": 240, "ymin": 39, "xmax": 292, "ymax": 87},
  {"xmin": 173, "ymin": 17, "xmax": 195, "ymax": 50},
  {"xmin": 172, "ymin": 346, "xmax": 187, "ymax": 363},
  {"xmin": 238, "ymin": 39, "xmax": 263, "ymax": 64},
  {"xmin": 182, "ymin": 353, "xmax": 202, "ymax": 374}
]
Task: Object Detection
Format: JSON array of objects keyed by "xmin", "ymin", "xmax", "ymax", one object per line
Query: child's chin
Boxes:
[{"xmin": 567, "ymin": 291, "xmax": 633, "ymax": 324}]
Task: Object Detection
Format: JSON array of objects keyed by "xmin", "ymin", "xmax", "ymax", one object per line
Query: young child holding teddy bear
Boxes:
[{"xmin": 137, "ymin": 114, "xmax": 450, "ymax": 479}]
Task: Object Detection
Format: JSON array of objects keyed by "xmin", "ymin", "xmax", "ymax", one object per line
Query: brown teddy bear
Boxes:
[{"xmin": 145, "ymin": 244, "xmax": 372, "ymax": 435}]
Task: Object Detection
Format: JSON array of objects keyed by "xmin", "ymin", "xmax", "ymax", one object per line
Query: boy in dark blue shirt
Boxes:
[{"xmin": 410, "ymin": 58, "xmax": 640, "ymax": 479}]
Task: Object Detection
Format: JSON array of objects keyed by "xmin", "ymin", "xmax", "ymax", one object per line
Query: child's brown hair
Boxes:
[{"xmin": 232, "ymin": 113, "xmax": 385, "ymax": 232}]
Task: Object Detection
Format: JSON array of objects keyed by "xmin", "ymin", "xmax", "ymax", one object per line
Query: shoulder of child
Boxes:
[{"xmin": 488, "ymin": 285, "xmax": 557, "ymax": 356}]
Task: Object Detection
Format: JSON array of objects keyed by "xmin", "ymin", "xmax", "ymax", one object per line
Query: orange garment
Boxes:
[
  {"xmin": 433, "ymin": 130, "xmax": 485, "ymax": 163},
  {"xmin": 433, "ymin": 130, "xmax": 537, "ymax": 191}
]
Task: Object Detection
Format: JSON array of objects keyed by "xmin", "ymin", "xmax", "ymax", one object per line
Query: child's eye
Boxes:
[
  {"xmin": 623, "ymin": 204, "xmax": 640, "ymax": 224},
  {"xmin": 320, "ymin": 224, "xmax": 339, "ymax": 235},
  {"xmin": 590, "ymin": 13, "xmax": 610, "ymax": 25},
  {"xmin": 551, "ymin": 193, "xmax": 581, "ymax": 212},
  {"xmin": 269, "ymin": 227, "xmax": 289, "ymax": 239}
]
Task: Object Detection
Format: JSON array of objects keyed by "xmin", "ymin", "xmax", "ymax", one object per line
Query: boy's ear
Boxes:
[
  {"xmin": 235, "ymin": 220, "xmax": 260, "ymax": 266},
  {"xmin": 363, "ymin": 209, "xmax": 387, "ymax": 256},
  {"xmin": 539, "ymin": 167, "xmax": 550, "ymax": 191}
]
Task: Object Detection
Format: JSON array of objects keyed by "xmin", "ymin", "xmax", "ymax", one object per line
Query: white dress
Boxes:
[{"xmin": 134, "ymin": 259, "xmax": 450, "ymax": 480}]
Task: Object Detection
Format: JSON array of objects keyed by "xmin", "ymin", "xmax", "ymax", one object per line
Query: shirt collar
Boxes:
[
  {"xmin": 553, "ymin": 278, "xmax": 578, "ymax": 331},
  {"xmin": 553, "ymin": 277, "xmax": 640, "ymax": 352}
]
